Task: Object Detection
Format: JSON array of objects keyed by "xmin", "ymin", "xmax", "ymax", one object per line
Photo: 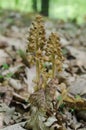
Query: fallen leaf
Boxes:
[
  {"xmin": 0, "ymin": 41, "xmax": 8, "ymax": 49},
  {"xmin": 69, "ymin": 75, "xmax": 86, "ymax": 96},
  {"xmin": 9, "ymin": 78, "xmax": 22, "ymax": 90},
  {"xmin": 0, "ymin": 113, "xmax": 4, "ymax": 129},
  {"xmin": 66, "ymin": 46, "xmax": 86, "ymax": 66},
  {"xmin": 44, "ymin": 116, "xmax": 57, "ymax": 127},
  {"xmin": 0, "ymin": 123, "xmax": 26, "ymax": 130},
  {"xmin": 24, "ymin": 66, "xmax": 36, "ymax": 94}
]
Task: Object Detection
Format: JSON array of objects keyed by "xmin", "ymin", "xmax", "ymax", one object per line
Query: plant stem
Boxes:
[
  {"xmin": 36, "ymin": 31, "xmax": 40, "ymax": 89},
  {"xmin": 52, "ymin": 54, "xmax": 55, "ymax": 78},
  {"xmin": 36, "ymin": 59, "xmax": 40, "ymax": 87}
]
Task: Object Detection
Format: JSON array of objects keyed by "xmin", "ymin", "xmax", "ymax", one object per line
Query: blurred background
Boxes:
[{"xmin": 0, "ymin": 0, "xmax": 86, "ymax": 24}]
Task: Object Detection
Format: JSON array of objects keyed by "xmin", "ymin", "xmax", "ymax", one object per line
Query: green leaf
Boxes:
[
  {"xmin": 75, "ymin": 94, "xmax": 81, "ymax": 99},
  {"xmin": 57, "ymin": 95, "xmax": 62, "ymax": 101},
  {"xmin": 0, "ymin": 75, "xmax": 3, "ymax": 79},
  {"xmin": 5, "ymin": 73, "xmax": 13, "ymax": 78},
  {"xmin": 0, "ymin": 75, "xmax": 4, "ymax": 82},
  {"xmin": 70, "ymin": 108, "xmax": 75, "ymax": 113},
  {"xmin": 59, "ymin": 103, "xmax": 65, "ymax": 109},
  {"xmin": 2, "ymin": 63, "xmax": 9, "ymax": 69}
]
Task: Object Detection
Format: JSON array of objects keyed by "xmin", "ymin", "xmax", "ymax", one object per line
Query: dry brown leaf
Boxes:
[
  {"xmin": 0, "ymin": 86, "xmax": 13, "ymax": 105},
  {"xmin": 24, "ymin": 66, "xmax": 36, "ymax": 94},
  {"xmin": 66, "ymin": 46, "xmax": 86, "ymax": 66},
  {"xmin": 0, "ymin": 41, "xmax": 8, "ymax": 49},
  {"xmin": 69, "ymin": 75, "xmax": 86, "ymax": 95},
  {"xmin": 0, "ymin": 113, "xmax": 4, "ymax": 129},
  {"xmin": 9, "ymin": 78, "xmax": 22, "ymax": 90}
]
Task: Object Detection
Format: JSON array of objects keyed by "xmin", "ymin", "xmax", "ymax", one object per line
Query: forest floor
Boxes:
[{"xmin": 0, "ymin": 10, "xmax": 86, "ymax": 130}]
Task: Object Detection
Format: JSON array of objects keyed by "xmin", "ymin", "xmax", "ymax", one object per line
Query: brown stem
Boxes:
[
  {"xmin": 36, "ymin": 59, "xmax": 40, "ymax": 87},
  {"xmin": 52, "ymin": 54, "xmax": 55, "ymax": 78},
  {"xmin": 36, "ymin": 31, "xmax": 40, "ymax": 89}
]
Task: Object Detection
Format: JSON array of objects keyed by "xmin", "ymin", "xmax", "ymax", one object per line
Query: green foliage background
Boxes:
[{"xmin": 0, "ymin": 0, "xmax": 86, "ymax": 23}]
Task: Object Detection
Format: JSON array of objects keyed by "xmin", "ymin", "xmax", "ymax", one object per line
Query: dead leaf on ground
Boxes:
[
  {"xmin": 69, "ymin": 74, "xmax": 86, "ymax": 96},
  {"xmin": 66, "ymin": 46, "xmax": 86, "ymax": 67},
  {"xmin": 0, "ymin": 123, "xmax": 26, "ymax": 130},
  {"xmin": 24, "ymin": 66, "xmax": 36, "ymax": 94},
  {"xmin": 0, "ymin": 86, "xmax": 13, "ymax": 105},
  {"xmin": 0, "ymin": 41, "xmax": 8, "ymax": 49}
]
